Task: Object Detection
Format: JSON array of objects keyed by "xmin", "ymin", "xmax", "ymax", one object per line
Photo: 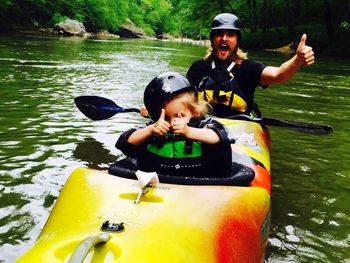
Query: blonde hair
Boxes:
[
  {"xmin": 164, "ymin": 91, "xmax": 212, "ymax": 117},
  {"xmin": 204, "ymin": 46, "xmax": 248, "ymax": 64}
]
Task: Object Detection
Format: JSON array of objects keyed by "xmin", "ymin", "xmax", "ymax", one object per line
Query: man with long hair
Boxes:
[{"xmin": 187, "ymin": 13, "xmax": 314, "ymax": 118}]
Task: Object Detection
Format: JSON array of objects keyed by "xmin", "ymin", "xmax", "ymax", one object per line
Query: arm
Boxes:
[
  {"xmin": 128, "ymin": 109, "xmax": 170, "ymax": 145},
  {"xmin": 183, "ymin": 127, "xmax": 220, "ymax": 144},
  {"xmin": 127, "ymin": 124, "xmax": 154, "ymax": 145},
  {"xmin": 172, "ymin": 115, "xmax": 220, "ymax": 144},
  {"xmin": 260, "ymin": 34, "xmax": 314, "ymax": 86}
]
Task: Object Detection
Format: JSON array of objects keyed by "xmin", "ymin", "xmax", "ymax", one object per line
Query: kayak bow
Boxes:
[{"xmin": 17, "ymin": 118, "xmax": 271, "ymax": 263}]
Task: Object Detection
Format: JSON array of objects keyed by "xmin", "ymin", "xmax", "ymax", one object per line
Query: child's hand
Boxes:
[
  {"xmin": 140, "ymin": 105, "xmax": 149, "ymax": 118},
  {"xmin": 173, "ymin": 113, "xmax": 189, "ymax": 136},
  {"xmin": 152, "ymin": 109, "xmax": 170, "ymax": 136}
]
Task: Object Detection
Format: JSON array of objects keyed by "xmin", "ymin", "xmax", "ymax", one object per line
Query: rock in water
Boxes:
[{"xmin": 53, "ymin": 19, "xmax": 86, "ymax": 36}]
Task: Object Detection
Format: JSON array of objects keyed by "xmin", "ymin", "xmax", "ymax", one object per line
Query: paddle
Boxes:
[
  {"xmin": 74, "ymin": 95, "xmax": 140, "ymax": 120},
  {"xmin": 74, "ymin": 95, "xmax": 333, "ymax": 134},
  {"xmin": 228, "ymin": 115, "xmax": 333, "ymax": 135}
]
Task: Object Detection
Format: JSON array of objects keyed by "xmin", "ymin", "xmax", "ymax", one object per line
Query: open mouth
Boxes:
[{"xmin": 219, "ymin": 44, "xmax": 229, "ymax": 52}]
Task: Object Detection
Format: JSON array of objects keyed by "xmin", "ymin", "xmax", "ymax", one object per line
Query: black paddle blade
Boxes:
[
  {"xmin": 74, "ymin": 96, "xmax": 140, "ymax": 120},
  {"xmin": 74, "ymin": 96, "xmax": 122, "ymax": 120},
  {"xmin": 260, "ymin": 117, "xmax": 333, "ymax": 135}
]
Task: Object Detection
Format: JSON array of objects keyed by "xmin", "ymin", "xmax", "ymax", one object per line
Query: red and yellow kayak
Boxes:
[{"xmin": 17, "ymin": 119, "xmax": 271, "ymax": 263}]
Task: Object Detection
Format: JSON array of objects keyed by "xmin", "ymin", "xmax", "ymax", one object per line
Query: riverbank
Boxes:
[
  {"xmin": 241, "ymin": 29, "xmax": 350, "ymax": 57},
  {"xmin": 1, "ymin": 26, "xmax": 210, "ymax": 45},
  {"xmin": 1, "ymin": 26, "xmax": 349, "ymax": 57}
]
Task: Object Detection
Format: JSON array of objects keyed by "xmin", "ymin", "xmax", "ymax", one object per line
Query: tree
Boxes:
[
  {"xmin": 246, "ymin": 0, "xmax": 257, "ymax": 32},
  {"xmin": 323, "ymin": 0, "xmax": 334, "ymax": 40}
]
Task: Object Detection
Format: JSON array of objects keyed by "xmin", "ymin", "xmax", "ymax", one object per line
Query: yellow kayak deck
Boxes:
[{"xmin": 18, "ymin": 168, "xmax": 270, "ymax": 262}]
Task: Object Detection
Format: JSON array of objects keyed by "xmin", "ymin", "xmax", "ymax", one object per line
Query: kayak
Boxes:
[{"xmin": 17, "ymin": 118, "xmax": 271, "ymax": 263}]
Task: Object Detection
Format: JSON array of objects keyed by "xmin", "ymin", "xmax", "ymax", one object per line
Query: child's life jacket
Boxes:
[{"xmin": 116, "ymin": 117, "xmax": 232, "ymax": 178}]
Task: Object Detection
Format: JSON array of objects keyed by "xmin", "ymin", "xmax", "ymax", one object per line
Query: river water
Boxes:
[{"xmin": 0, "ymin": 34, "xmax": 349, "ymax": 262}]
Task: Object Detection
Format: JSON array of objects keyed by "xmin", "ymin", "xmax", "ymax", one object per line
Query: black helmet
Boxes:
[
  {"xmin": 210, "ymin": 13, "xmax": 241, "ymax": 41},
  {"xmin": 144, "ymin": 72, "xmax": 196, "ymax": 121}
]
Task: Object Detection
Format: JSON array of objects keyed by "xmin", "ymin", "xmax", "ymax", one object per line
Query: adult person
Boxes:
[
  {"xmin": 116, "ymin": 72, "xmax": 232, "ymax": 178},
  {"xmin": 186, "ymin": 13, "xmax": 315, "ymax": 118}
]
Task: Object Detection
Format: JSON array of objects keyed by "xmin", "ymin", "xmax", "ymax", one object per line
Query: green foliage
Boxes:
[
  {"xmin": 340, "ymin": 21, "xmax": 350, "ymax": 31},
  {"xmin": 0, "ymin": 0, "xmax": 14, "ymax": 11},
  {"xmin": 0, "ymin": 0, "xmax": 348, "ymax": 55},
  {"xmin": 51, "ymin": 12, "xmax": 69, "ymax": 24},
  {"xmin": 74, "ymin": 13, "xmax": 85, "ymax": 23},
  {"xmin": 127, "ymin": 0, "xmax": 174, "ymax": 36}
]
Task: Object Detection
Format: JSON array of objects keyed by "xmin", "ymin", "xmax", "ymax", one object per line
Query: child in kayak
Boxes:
[{"xmin": 115, "ymin": 72, "xmax": 232, "ymax": 178}]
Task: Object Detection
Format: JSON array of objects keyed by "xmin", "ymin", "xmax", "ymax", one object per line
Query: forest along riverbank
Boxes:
[{"xmin": 1, "ymin": 1, "xmax": 349, "ymax": 56}]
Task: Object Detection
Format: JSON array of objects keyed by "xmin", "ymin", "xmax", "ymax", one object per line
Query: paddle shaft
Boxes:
[
  {"xmin": 74, "ymin": 95, "xmax": 333, "ymax": 134},
  {"xmin": 229, "ymin": 114, "xmax": 333, "ymax": 135}
]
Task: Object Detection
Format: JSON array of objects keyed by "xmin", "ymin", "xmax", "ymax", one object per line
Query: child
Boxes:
[{"xmin": 116, "ymin": 72, "xmax": 232, "ymax": 178}]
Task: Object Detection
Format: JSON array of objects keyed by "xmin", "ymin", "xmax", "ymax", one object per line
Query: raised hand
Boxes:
[
  {"xmin": 172, "ymin": 112, "xmax": 189, "ymax": 136},
  {"xmin": 296, "ymin": 34, "xmax": 315, "ymax": 66},
  {"xmin": 140, "ymin": 105, "xmax": 149, "ymax": 118},
  {"xmin": 152, "ymin": 109, "xmax": 170, "ymax": 136}
]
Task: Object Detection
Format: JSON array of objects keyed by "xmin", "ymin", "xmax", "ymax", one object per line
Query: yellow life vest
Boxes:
[{"xmin": 198, "ymin": 61, "xmax": 248, "ymax": 113}]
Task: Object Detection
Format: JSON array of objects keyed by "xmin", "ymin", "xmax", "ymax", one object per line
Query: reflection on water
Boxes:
[
  {"xmin": 73, "ymin": 137, "xmax": 119, "ymax": 169},
  {"xmin": 0, "ymin": 34, "xmax": 349, "ymax": 262}
]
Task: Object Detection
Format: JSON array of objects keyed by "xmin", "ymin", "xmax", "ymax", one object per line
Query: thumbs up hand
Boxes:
[
  {"xmin": 173, "ymin": 112, "xmax": 189, "ymax": 136},
  {"xmin": 296, "ymin": 34, "xmax": 314, "ymax": 66},
  {"xmin": 152, "ymin": 109, "xmax": 170, "ymax": 136}
]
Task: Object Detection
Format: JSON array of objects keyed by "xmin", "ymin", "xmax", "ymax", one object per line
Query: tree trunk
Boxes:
[
  {"xmin": 216, "ymin": 0, "xmax": 225, "ymax": 13},
  {"xmin": 246, "ymin": 0, "xmax": 257, "ymax": 32},
  {"xmin": 283, "ymin": 2, "xmax": 295, "ymax": 35},
  {"xmin": 261, "ymin": 0, "xmax": 268, "ymax": 32},
  {"xmin": 324, "ymin": 0, "xmax": 335, "ymax": 40},
  {"xmin": 251, "ymin": 0, "xmax": 257, "ymax": 32},
  {"xmin": 266, "ymin": 0, "xmax": 280, "ymax": 33}
]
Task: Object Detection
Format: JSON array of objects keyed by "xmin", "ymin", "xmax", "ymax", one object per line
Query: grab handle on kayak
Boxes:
[{"xmin": 68, "ymin": 233, "xmax": 111, "ymax": 263}]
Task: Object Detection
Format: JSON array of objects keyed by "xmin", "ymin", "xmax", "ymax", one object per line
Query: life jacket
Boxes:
[
  {"xmin": 140, "ymin": 133, "xmax": 204, "ymax": 177},
  {"xmin": 198, "ymin": 60, "xmax": 248, "ymax": 114}
]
